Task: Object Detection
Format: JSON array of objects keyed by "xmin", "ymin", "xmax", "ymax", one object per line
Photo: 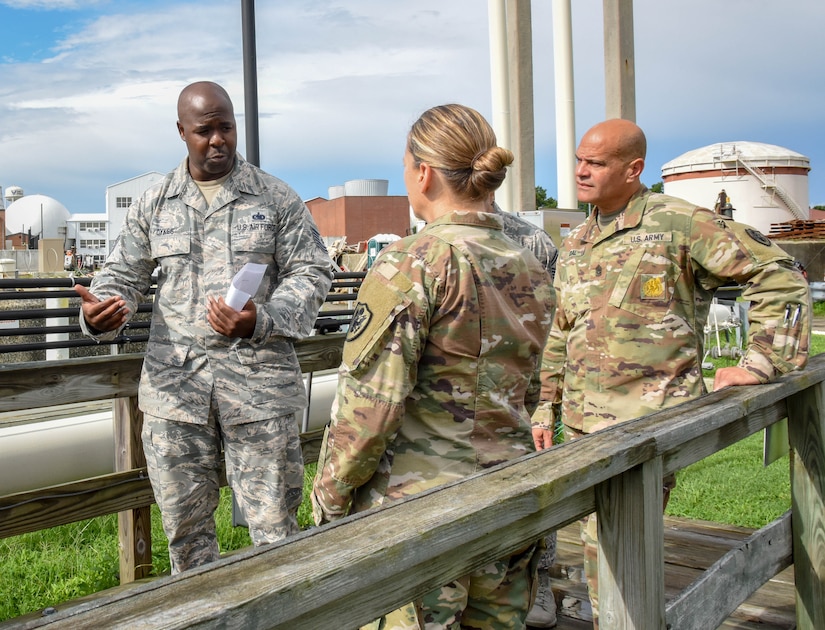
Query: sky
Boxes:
[{"xmin": 1, "ymin": 0, "xmax": 824, "ymax": 216}]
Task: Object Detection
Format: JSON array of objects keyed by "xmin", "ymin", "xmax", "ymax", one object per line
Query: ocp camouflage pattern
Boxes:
[
  {"xmin": 534, "ymin": 186, "xmax": 810, "ymax": 434},
  {"xmin": 311, "ymin": 210, "xmax": 555, "ymax": 522}
]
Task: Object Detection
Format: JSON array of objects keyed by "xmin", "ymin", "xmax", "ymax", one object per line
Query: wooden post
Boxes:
[
  {"xmin": 603, "ymin": 0, "xmax": 636, "ymax": 121},
  {"xmin": 787, "ymin": 383, "xmax": 825, "ymax": 629},
  {"xmin": 597, "ymin": 456, "xmax": 665, "ymax": 629},
  {"xmin": 113, "ymin": 396, "xmax": 152, "ymax": 583}
]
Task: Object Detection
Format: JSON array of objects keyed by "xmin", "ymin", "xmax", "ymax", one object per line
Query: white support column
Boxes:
[
  {"xmin": 553, "ymin": 0, "xmax": 577, "ymax": 210},
  {"xmin": 507, "ymin": 0, "xmax": 536, "ymax": 213},
  {"xmin": 488, "ymin": 0, "xmax": 514, "ymax": 213},
  {"xmin": 603, "ymin": 0, "xmax": 636, "ymax": 121}
]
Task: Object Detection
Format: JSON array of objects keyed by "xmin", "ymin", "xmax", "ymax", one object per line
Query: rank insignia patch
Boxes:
[
  {"xmin": 347, "ymin": 303, "xmax": 372, "ymax": 341},
  {"xmin": 641, "ymin": 273, "xmax": 666, "ymax": 300}
]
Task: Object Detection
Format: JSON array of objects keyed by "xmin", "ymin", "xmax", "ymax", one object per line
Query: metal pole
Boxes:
[{"xmin": 241, "ymin": 0, "xmax": 260, "ymax": 166}]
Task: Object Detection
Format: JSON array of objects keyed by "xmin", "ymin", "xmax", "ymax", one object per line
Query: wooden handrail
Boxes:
[{"xmin": 2, "ymin": 355, "xmax": 823, "ymax": 628}]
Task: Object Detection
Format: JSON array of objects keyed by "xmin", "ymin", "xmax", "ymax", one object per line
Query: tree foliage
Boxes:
[{"xmin": 536, "ymin": 186, "xmax": 558, "ymax": 209}]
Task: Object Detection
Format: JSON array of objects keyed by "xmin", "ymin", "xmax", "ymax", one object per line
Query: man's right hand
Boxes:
[{"xmin": 74, "ymin": 285, "xmax": 129, "ymax": 333}]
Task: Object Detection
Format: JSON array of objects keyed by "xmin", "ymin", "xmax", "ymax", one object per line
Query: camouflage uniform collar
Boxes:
[
  {"xmin": 427, "ymin": 210, "xmax": 504, "ymax": 231},
  {"xmin": 164, "ymin": 154, "xmax": 268, "ymax": 199},
  {"xmin": 583, "ymin": 185, "xmax": 649, "ymax": 244}
]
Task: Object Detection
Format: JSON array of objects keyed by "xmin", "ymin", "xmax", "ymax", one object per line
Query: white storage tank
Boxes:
[
  {"xmin": 328, "ymin": 185, "xmax": 345, "ymax": 199},
  {"xmin": 661, "ymin": 141, "xmax": 810, "ymax": 235},
  {"xmin": 344, "ymin": 179, "xmax": 389, "ymax": 197},
  {"xmin": 4, "ymin": 194, "xmax": 71, "ymax": 239}
]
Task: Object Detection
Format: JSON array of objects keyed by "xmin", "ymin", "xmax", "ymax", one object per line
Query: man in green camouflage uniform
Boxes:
[
  {"xmin": 531, "ymin": 118, "xmax": 810, "ymax": 627},
  {"xmin": 312, "ymin": 205, "xmax": 555, "ymax": 627},
  {"xmin": 76, "ymin": 81, "xmax": 333, "ymax": 573},
  {"xmin": 494, "ymin": 202, "xmax": 559, "ymax": 628}
]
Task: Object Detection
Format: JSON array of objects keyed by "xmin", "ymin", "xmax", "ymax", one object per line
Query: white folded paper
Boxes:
[{"xmin": 225, "ymin": 263, "xmax": 268, "ymax": 311}]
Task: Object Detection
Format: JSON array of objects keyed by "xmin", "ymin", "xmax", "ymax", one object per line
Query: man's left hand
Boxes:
[
  {"xmin": 713, "ymin": 366, "xmax": 761, "ymax": 390},
  {"xmin": 207, "ymin": 296, "xmax": 257, "ymax": 338},
  {"xmin": 532, "ymin": 427, "xmax": 554, "ymax": 451}
]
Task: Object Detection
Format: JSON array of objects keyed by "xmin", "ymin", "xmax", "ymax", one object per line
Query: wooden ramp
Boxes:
[{"xmin": 542, "ymin": 516, "xmax": 796, "ymax": 629}]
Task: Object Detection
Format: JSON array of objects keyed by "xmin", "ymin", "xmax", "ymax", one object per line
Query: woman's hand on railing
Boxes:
[{"xmin": 74, "ymin": 285, "xmax": 130, "ymax": 333}]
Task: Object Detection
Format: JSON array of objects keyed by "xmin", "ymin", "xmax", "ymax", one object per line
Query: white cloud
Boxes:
[{"xmin": 1, "ymin": 0, "xmax": 824, "ymax": 211}]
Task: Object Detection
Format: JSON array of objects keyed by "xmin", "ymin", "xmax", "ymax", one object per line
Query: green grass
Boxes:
[
  {"xmin": 0, "ymin": 466, "xmax": 317, "ymax": 621},
  {"xmin": 2, "ymin": 331, "xmax": 823, "ymax": 621}
]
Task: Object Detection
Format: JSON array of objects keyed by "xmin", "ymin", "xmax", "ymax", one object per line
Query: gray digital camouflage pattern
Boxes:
[
  {"xmin": 83, "ymin": 155, "xmax": 333, "ymax": 573},
  {"xmin": 533, "ymin": 186, "xmax": 810, "ymax": 435},
  {"xmin": 84, "ymin": 155, "xmax": 333, "ymax": 426},
  {"xmin": 312, "ymin": 209, "xmax": 555, "ymax": 629},
  {"xmin": 494, "ymin": 203, "xmax": 558, "ymax": 281},
  {"xmin": 142, "ymin": 413, "xmax": 304, "ymax": 570}
]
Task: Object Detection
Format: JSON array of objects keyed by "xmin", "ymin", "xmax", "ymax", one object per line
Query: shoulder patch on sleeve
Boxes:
[
  {"xmin": 343, "ymin": 271, "xmax": 412, "ymax": 370},
  {"xmin": 745, "ymin": 228, "xmax": 773, "ymax": 247}
]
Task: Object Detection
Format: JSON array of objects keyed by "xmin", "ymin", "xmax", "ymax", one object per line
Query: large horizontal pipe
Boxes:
[{"xmin": 0, "ymin": 371, "xmax": 339, "ymax": 496}]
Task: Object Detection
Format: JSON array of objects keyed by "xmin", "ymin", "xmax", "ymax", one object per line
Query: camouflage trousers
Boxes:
[
  {"xmin": 142, "ymin": 411, "xmax": 304, "ymax": 574},
  {"xmin": 565, "ymin": 425, "xmax": 674, "ymax": 628},
  {"xmin": 361, "ymin": 542, "xmax": 539, "ymax": 630}
]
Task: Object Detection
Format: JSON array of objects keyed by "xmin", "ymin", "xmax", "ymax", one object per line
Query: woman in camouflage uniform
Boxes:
[{"xmin": 312, "ymin": 104, "xmax": 556, "ymax": 629}]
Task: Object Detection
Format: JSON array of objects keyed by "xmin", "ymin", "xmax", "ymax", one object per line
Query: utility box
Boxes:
[
  {"xmin": 366, "ymin": 234, "xmax": 401, "ymax": 268},
  {"xmin": 517, "ymin": 209, "xmax": 587, "ymax": 244}
]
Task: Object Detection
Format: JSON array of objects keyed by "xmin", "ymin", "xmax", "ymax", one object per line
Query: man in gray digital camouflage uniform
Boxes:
[
  {"xmin": 531, "ymin": 118, "xmax": 810, "ymax": 627},
  {"xmin": 494, "ymin": 201, "xmax": 559, "ymax": 628},
  {"xmin": 76, "ymin": 81, "xmax": 333, "ymax": 574}
]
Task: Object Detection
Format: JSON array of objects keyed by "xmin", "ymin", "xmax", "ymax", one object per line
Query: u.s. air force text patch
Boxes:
[{"xmin": 347, "ymin": 303, "xmax": 372, "ymax": 341}]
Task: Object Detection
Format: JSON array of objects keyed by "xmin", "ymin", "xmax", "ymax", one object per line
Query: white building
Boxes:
[
  {"xmin": 661, "ymin": 141, "xmax": 810, "ymax": 235},
  {"xmin": 63, "ymin": 172, "xmax": 163, "ymax": 267},
  {"xmin": 105, "ymin": 172, "xmax": 164, "ymax": 246}
]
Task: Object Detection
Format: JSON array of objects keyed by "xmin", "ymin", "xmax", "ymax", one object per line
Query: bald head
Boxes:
[
  {"xmin": 177, "ymin": 81, "xmax": 234, "ymax": 120},
  {"xmin": 176, "ymin": 81, "xmax": 237, "ymax": 181},
  {"xmin": 575, "ymin": 119, "xmax": 647, "ymax": 214},
  {"xmin": 583, "ymin": 119, "xmax": 647, "ymax": 162}
]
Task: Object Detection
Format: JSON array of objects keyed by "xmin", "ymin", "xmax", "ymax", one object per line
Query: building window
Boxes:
[
  {"xmin": 79, "ymin": 239, "xmax": 106, "ymax": 249},
  {"xmin": 79, "ymin": 221, "xmax": 106, "ymax": 231},
  {"xmin": 116, "ymin": 197, "xmax": 132, "ymax": 208}
]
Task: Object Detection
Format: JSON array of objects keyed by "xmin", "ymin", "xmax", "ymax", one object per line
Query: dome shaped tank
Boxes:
[
  {"xmin": 5, "ymin": 194, "xmax": 70, "ymax": 239},
  {"xmin": 344, "ymin": 179, "xmax": 389, "ymax": 197},
  {"xmin": 661, "ymin": 142, "xmax": 810, "ymax": 235}
]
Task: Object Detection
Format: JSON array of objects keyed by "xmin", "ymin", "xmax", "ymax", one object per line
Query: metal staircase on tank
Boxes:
[{"xmin": 733, "ymin": 152, "xmax": 807, "ymax": 220}]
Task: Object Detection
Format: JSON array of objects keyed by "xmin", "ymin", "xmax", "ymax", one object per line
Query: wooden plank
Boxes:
[
  {"xmin": 0, "ymin": 334, "xmax": 346, "ymax": 414},
  {"xmin": 787, "ymin": 381, "xmax": 825, "ymax": 630},
  {"xmin": 666, "ymin": 512, "xmax": 793, "ymax": 630},
  {"xmin": 113, "ymin": 396, "xmax": 151, "ymax": 584},
  {"xmin": 0, "ymin": 470, "xmax": 155, "ymax": 539},
  {"xmin": 0, "ymin": 426, "xmax": 325, "ymax": 540},
  {"xmin": 597, "ymin": 457, "xmax": 665, "ymax": 629},
  {"xmin": 0, "ymin": 454, "xmax": 601, "ymax": 629}
]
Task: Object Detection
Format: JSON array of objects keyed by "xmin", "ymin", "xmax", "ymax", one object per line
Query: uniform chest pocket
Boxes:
[
  {"xmin": 231, "ymin": 226, "xmax": 277, "ymax": 253},
  {"xmin": 608, "ymin": 247, "xmax": 681, "ymax": 322},
  {"xmin": 150, "ymin": 233, "xmax": 191, "ymax": 259}
]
